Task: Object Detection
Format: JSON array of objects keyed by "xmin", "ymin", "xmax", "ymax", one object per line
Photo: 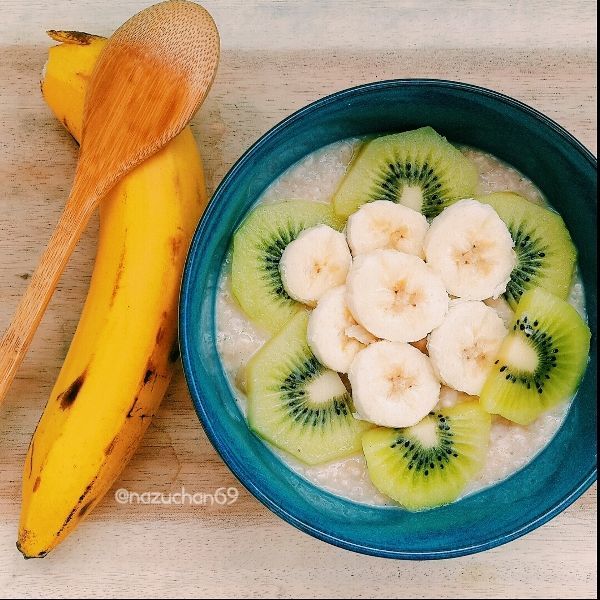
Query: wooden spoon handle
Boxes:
[{"xmin": 0, "ymin": 187, "xmax": 96, "ymax": 404}]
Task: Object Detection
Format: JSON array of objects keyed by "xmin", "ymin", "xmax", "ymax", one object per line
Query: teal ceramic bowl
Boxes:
[{"xmin": 180, "ymin": 80, "xmax": 597, "ymax": 559}]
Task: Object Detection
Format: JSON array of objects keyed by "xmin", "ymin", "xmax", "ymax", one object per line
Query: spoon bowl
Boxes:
[{"xmin": 80, "ymin": 0, "xmax": 220, "ymax": 198}]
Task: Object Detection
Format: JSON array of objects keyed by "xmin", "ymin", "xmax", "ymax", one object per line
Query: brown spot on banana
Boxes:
[
  {"xmin": 168, "ymin": 340, "xmax": 180, "ymax": 364},
  {"xmin": 46, "ymin": 30, "xmax": 104, "ymax": 45},
  {"xmin": 58, "ymin": 371, "xmax": 87, "ymax": 409},
  {"xmin": 155, "ymin": 311, "xmax": 169, "ymax": 345},
  {"xmin": 110, "ymin": 246, "xmax": 127, "ymax": 307},
  {"xmin": 170, "ymin": 235, "xmax": 183, "ymax": 262},
  {"xmin": 126, "ymin": 396, "xmax": 140, "ymax": 419},
  {"xmin": 104, "ymin": 437, "xmax": 118, "ymax": 456},
  {"xmin": 16, "ymin": 531, "xmax": 47, "ymax": 559},
  {"xmin": 78, "ymin": 501, "xmax": 94, "ymax": 518},
  {"xmin": 28, "ymin": 440, "xmax": 35, "ymax": 478},
  {"xmin": 143, "ymin": 363, "xmax": 156, "ymax": 385},
  {"xmin": 126, "ymin": 355, "xmax": 168, "ymax": 419},
  {"xmin": 126, "ymin": 396, "xmax": 155, "ymax": 420},
  {"xmin": 33, "ymin": 477, "xmax": 41, "ymax": 492},
  {"xmin": 56, "ymin": 477, "xmax": 97, "ymax": 537}
]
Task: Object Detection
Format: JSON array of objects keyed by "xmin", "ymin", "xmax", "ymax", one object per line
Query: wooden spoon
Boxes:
[{"xmin": 0, "ymin": 0, "xmax": 219, "ymax": 404}]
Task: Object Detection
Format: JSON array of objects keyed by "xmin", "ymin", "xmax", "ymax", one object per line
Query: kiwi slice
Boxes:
[
  {"xmin": 231, "ymin": 200, "xmax": 342, "ymax": 334},
  {"xmin": 246, "ymin": 311, "xmax": 371, "ymax": 465},
  {"xmin": 480, "ymin": 287, "xmax": 590, "ymax": 426},
  {"xmin": 362, "ymin": 402, "xmax": 491, "ymax": 510},
  {"xmin": 480, "ymin": 192, "xmax": 577, "ymax": 308},
  {"xmin": 333, "ymin": 127, "xmax": 478, "ymax": 219}
]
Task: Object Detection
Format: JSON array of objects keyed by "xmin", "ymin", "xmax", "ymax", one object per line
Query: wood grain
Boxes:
[{"xmin": 0, "ymin": 1, "xmax": 596, "ymax": 598}]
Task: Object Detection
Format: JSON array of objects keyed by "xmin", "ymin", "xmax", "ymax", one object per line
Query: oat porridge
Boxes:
[{"xmin": 215, "ymin": 128, "xmax": 590, "ymax": 509}]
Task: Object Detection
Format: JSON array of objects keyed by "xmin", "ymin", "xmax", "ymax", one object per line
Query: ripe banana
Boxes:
[
  {"xmin": 279, "ymin": 224, "xmax": 351, "ymax": 306},
  {"xmin": 346, "ymin": 200, "xmax": 429, "ymax": 258},
  {"xmin": 427, "ymin": 300, "xmax": 507, "ymax": 396},
  {"xmin": 424, "ymin": 199, "xmax": 516, "ymax": 300},
  {"xmin": 349, "ymin": 340, "xmax": 441, "ymax": 427},
  {"xmin": 17, "ymin": 31, "xmax": 207, "ymax": 557},
  {"xmin": 346, "ymin": 249, "xmax": 449, "ymax": 342}
]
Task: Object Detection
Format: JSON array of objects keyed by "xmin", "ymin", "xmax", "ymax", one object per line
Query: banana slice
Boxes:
[
  {"xmin": 279, "ymin": 224, "xmax": 352, "ymax": 306},
  {"xmin": 349, "ymin": 340, "xmax": 441, "ymax": 427},
  {"xmin": 346, "ymin": 249, "xmax": 449, "ymax": 342},
  {"xmin": 424, "ymin": 199, "xmax": 516, "ymax": 300},
  {"xmin": 346, "ymin": 200, "xmax": 429, "ymax": 258},
  {"xmin": 307, "ymin": 286, "xmax": 374, "ymax": 373},
  {"xmin": 427, "ymin": 300, "xmax": 507, "ymax": 395},
  {"xmin": 484, "ymin": 296, "xmax": 514, "ymax": 327},
  {"xmin": 345, "ymin": 324, "xmax": 378, "ymax": 345}
]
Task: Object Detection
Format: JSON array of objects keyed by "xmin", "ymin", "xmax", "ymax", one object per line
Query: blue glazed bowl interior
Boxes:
[{"xmin": 180, "ymin": 80, "xmax": 597, "ymax": 559}]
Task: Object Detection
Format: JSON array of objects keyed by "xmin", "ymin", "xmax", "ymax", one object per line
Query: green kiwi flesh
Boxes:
[
  {"xmin": 231, "ymin": 200, "xmax": 343, "ymax": 334},
  {"xmin": 246, "ymin": 311, "xmax": 371, "ymax": 465},
  {"xmin": 362, "ymin": 402, "xmax": 491, "ymax": 510},
  {"xmin": 480, "ymin": 192, "xmax": 577, "ymax": 308},
  {"xmin": 480, "ymin": 288, "xmax": 590, "ymax": 425},
  {"xmin": 333, "ymin": 127, "xmax": 479, "ymax": 219}
]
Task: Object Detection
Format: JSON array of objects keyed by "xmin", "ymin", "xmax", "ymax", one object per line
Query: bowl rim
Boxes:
[{"xmin": 180, "ymin": 78, "xmax": 597, "ymax": 559}]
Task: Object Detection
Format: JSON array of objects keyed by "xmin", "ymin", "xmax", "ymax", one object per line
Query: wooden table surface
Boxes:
[{"xmin": 0, "ymin": 1, "xmax": 596, "ymax": 598}]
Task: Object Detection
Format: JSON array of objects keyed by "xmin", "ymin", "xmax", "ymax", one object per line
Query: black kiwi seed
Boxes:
[
  {"xmin": 374, "ymin": 160, "xmax": 451, "ymax": 219},
  {"xmin": 496, "ymin": 315, "xmax": 560, "ymax": 392},
  {"xmin": 390, "ymin": 412, "xmax": 459, "ymax": 476},
  {"xmin": 279, "ymin": 356, "xmax": 353, "ymax": 428},
  {"xmin": 503, "ymin": 224, "xmax": 550, "ymax": 306},
  {"xmin": 262, "ymin": 225, "xmax": 304, "ymax": 299}
]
